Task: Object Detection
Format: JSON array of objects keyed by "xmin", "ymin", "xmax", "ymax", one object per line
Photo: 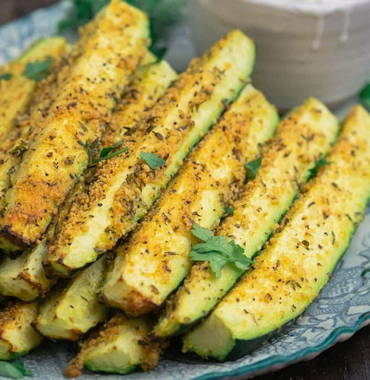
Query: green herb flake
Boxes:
[
  {"xmin": 224, "ymin": 205, "xmax": 234, "ymax": 216},
  {"xmin": 189, "ymin": 223, "xmax": 253, "ymax": 278},
  {"xmin": 22, "ymin": 57, "xmax": 53, "ymax": 82},
  {"xmin": 140, "ymin": 151, "xmax": 166, "ymax": 169},
  {"xmin": 359, "ymin": 83, "xmax": 370, "ymax": 109},
  {"xmin": 245, "ymin": 157, "xmax": 262, "ymax": 180},
  {"xmin": 91, "ymin": 141, "xmax": 128, "ymax": 166},
  {"xmin": 0, "ymin": 73, "xmax": 12, "ymax": 81},
  {"xmin": 0, "ymin": 360, "xmax": 32, "ymax": 379}
]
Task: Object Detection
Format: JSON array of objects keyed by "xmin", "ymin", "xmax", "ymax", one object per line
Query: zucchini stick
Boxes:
[
  {"xmin": 0, "ymin": 37, "xmax": 68, "ymax": 140},
  {"xmin": 46, "ymin": 29, "xmax": 256, "ymax": 276},
  {"xmin": 0, "ymin": 59, "xmax": 177, "ymax": 301},
  {"xmin": 183, "ymin": 105, "xmax": 370, "ymax": 360},
  {"xmin": 102, "ymin": 85, "xmax": 278, "ymax": 315},
  {"xmin": 154, "ymin": 98, "xmax": 339, "ymax": 338},
  {"xmin": 65, "ymin": 314, "xmax": 160, "ymax": 377},
  {"xmin": 0, "ymin": 301, "xmax": 42, "ymax": 360},
  {"xmin": 0, "ymin": 0, "xmax": 149, "ymax": 250}
]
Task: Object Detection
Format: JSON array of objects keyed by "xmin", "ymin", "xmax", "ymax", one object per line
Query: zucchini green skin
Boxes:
[
  {"xmin": 0, "ymin": 0, "xmax": 150, "ymax": 250},
  {"xmin": 64, "ymin": 314, "xmax": 160, "ymax": 377},
  {"xmin": 183, "ymin": 105, "xmax": 370, "ymax": 360},
  {"xmin": 101, "ymin": 84, "xmax": 278, "ymax": 316},
  {"xmin": 47, "ymin": 30, "xmax": 256, "ymax": 276},
  {"xmin": 0, "ymin": 301, "xmax": 43, "ymax": 360},
  {"xmin": 0, "ymin": 59, "xmax": 177, "ymax": 301},
  {"xmin": 0, "ymin": 37, "xmax": 68, "ymax": 141},
  {"xmin": 154, "ymin": 98, "xmax": 340, "ymax": 338},
  {"xmin": 35, "ymin": 257, "xmax": 108, "ymax": 341}
]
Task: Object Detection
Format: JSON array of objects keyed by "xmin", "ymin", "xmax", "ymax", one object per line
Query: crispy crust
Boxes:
[
  {"xmin": 47, "ymin": 30, "xmax": 254, "ymax": 275},
  {"xmin": 0, "ymin": 0, "xmax": 149, "ymax": 248},
  {"xmin": 101, "ymin": 86, "xmax": 278, "ymax": 315}
]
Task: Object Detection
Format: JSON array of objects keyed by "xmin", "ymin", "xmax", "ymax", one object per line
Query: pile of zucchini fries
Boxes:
[{"xmin": 0, "ymin": 0, "xmax": 369, "ymax": 377}]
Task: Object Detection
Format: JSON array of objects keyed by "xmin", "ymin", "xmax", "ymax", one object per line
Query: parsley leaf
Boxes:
[
  {"xmin": 189, "ymin": 224, "xmax": 253, "ymax": 278},
  {"xmin": 22, "ymin": 57, "xmax": 53, "ymax": 82},
  {"xmin": 224, "ymin": 205, "xmax": 234, "ymax": 216},
  {"xmin": 140, "ymin": 152, "xmax": 166, "ymax": 169},
  {"xmin": 359, "ymin": 83, "xmax": 370, "ymax": 110},
  {"xmin": 309, "ymin": 157, "xmax": 329, "ymax": 178},
  {"xmin": 361, "ymin": 268, "xmax": 370, "ymax": 277},
  {"xmin": 245, "ymin": 157, "xmax": 262, "ymax": 180},
  {"xmin": 0, "ymin": 360, "xmax": 31, "ymax": 379},
  {"xmin": 0, "ymin": 73, "xmax": 12, "ymax": 81},
  {"xmin": 90, "ymin": 141, "xmax": 128, "ymax": 166}
]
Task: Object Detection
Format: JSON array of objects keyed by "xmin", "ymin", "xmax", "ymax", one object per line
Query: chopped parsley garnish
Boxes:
[
  {"xmin": 309, "ymin": 157, "xmax": 329, "ymax": 178},
  {"xmin": 22, "ymin": 57, "xmax": 53, "ymax": 82},
  {"xmin": 224, "ymin": 205, "xmax": 234, "ymax": 216},
  {"xmin": 140, "ymin": 151, "xmax": 166, "ymax": 169},
  {"xmin": 0, "ymin": 360, "xmax": 31, "ymax": 379},
  {"xmin": 359, "ymin": 83, "xmax": 370, "ymax": 110},
  {"xmin": 245, "ymin": 157, "xmax": 262, "ymax": 180},
  {"xmin": 0, "ymin": 73, "xmax": 12, "ymax": 81},
  {"xmin": 91, "ymin": 141, "xmax": 128, "ymax": 166},
  {"xmin": 58, "ymin": 0, "xmax": 185, "ymax": 59},
  {"xmin": 361, "ymin": 268, "xmax": 370, "ymax": 277},
  {"xmin": 189, "ymin": 224, "xmax": 253, "ymax": 278}
]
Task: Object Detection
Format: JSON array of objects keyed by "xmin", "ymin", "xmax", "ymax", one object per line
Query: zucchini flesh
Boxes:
[
  {"xmin": 102, "ymin": 85, "xmax": 278, "ymax": 315},
  {"xmin": 35, "ymin": 257, "xmax": 108, "ymax": 341},
  {"xmin": 0, "ymin": 301, "xmax": 42, "ymax": 360},
  {"xmin": 0, "ymin": 59, "xmax": 176, "ymax": 301},
  {"xmin": 0, "ymin": 37, "xmax": 68, "ymax": 140},
  {"xmin": 0, "ymin": 0, "xmax": 149, "ymax": 249},
  {"xmin": 154, "ymin": 98, "xmax": 339, "ymax": 338},
  {"xmin": 64, "ymin": 314, "xmax": 159, "ymax": 377},
  {"xmin": 183, "ymin": 105, "xmax": 370, "ymax": 360},
  {"xmin": 47, "ymin": 30, "xmax": 256, "ymax": 276}
]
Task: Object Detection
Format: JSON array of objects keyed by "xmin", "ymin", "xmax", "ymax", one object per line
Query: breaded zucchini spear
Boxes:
[
  {"xmin": 154, "ymin": 98, "xmax": 340, "ymax": 338},
  {"xmin": 0, "ymin": 58, "xmax": 177, "ymax": 301},
  {"xmin": 184, "ymin": 106, "xmax": 370, "ymax": 360},
  {"xmin": 101, "ymin": 85, "xmax": 278, "ymax": 315},
  {"xmin": 65, "ymin": 314, "xmax": 159, "ymax": 378},
  {"xmin": 0, "ymin": 0, "xmax": 149, "ymax": 250},
  {"xmin": 0, "ymin": 37, "xmax": 68, "ymax": 140},
  {"xmin": 0, "ymin": 301, "xmax": 42, "ymax": 360},
  {"xmin": 35, "ymin": 83, "xmax": 276, "ymax": 341},
  {"xmin": 47, "ymin": 29, "xmax": 256, "ymax": 276}
]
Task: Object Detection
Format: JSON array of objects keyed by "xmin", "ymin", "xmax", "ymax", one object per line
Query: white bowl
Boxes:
[{"xmin": 188, "ymin": 0, "xmax": 370, "ymax": 109}]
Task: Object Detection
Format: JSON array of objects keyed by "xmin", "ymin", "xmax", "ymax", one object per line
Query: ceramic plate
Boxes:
[{"xmin": 0, "ymin": 2, "xmax": 369, "ymax": 379}]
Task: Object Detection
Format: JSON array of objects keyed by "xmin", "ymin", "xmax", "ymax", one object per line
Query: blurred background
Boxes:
[{"xmin": 1, "ymin": 0, "xmax": 58, "ymax": 24}]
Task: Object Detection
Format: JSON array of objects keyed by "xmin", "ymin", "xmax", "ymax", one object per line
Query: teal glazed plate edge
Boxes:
[{"xmin": 0, "ymin": 2, "xmax": 369, "ymax": 379}]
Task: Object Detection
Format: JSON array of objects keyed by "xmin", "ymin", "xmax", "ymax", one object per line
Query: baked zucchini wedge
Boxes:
[
  {"xmin": 102, "ymin": 84, "xmax": 278, "ymax": 315},
  {"xmin": 0, "ymin": 37, "xmax": 68, "ymax": 140},
  {"xmin": 183, "ymin": 105, "xmax": 370, "ymax": 360},
  {"xmin": 0, "ymin": 59, "xmax": 177, "ymax": 301},
  {"xmin": 0, "ymin": 301, "xmax": 43, "ymax": 360},
  {"xmin": 101, "ymin": 55, "xmax": 177, "ymax": 147},
  {"xmin": 0, "ymin": 241, "xmax": 50, "ymax": 301},
  {"xmin": 154, "ymin": 98, "xmax": 339, "ymax": 338},
  {"xmin": 0, "ymin": 44, "xmax": 71, "ymax": 252},
  {"xmin": 0, "ymin": 0, "xmax": 149, "ymax": 250},
  {"xmin": 47, "ymin": 29, "xmax": 256, "ymax": 276},
  {"xmin": 35, "ymin": 257, "xmax": 108, "ymax": 341},
  {"xmin": 64, "ymin": 313, "xmax": 160, "ymax": 377}
]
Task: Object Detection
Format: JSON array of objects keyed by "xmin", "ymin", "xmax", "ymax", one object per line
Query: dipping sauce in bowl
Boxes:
[{"xmin": 189, "ymin": 0, "xmax": 370, "ymax": 109}]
